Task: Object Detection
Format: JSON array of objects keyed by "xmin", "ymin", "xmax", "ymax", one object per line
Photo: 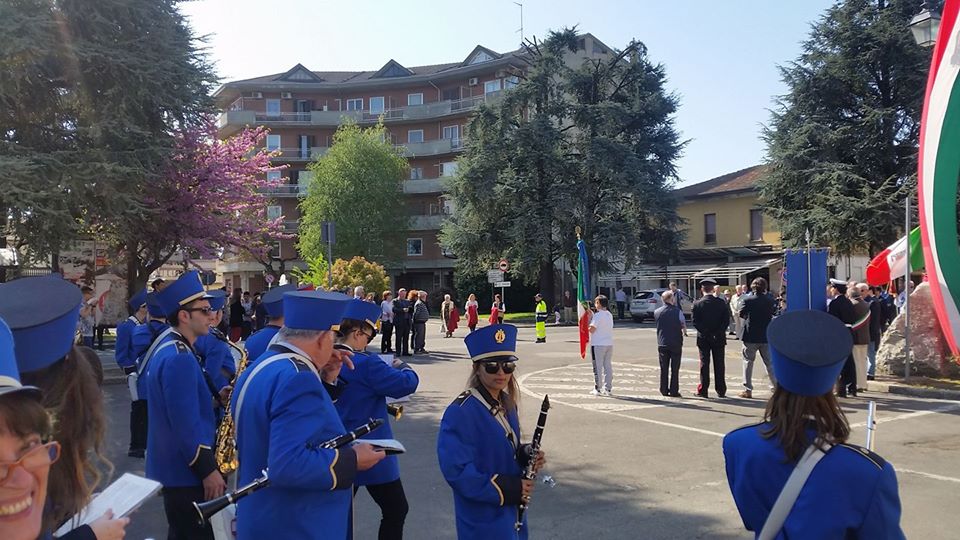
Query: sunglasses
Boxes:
[
  {"xmin": 183, "ymin": 307, "xmax": 214, "ymax": 315},
  {"xmin": 481, "ymin": 360, "xmax": 516, "ymax": 375},
  {"xmin": 0, "ymin": 442, "xmax": 61, "ymax": 486}
]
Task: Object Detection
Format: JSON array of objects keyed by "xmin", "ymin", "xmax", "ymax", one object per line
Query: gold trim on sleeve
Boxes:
[{"xmin": 490, "ymin": 474, "xmax": 504, "ymax": 506}]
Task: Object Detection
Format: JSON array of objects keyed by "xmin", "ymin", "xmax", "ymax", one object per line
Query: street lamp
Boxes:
[{"xmin": 909, "ymin": 2, "xmax": 942, "ymax": 48}]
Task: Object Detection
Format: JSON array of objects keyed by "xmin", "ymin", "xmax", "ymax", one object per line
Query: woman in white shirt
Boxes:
[
  {"xmin": 380, "ymin": 291, "xmax": 395, "ymax": 354},
  {"xmin": 588, "ymin": 295, "xmax": 615, "ymax": 396}
]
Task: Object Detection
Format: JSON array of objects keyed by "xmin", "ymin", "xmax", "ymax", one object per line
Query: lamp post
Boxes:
[{"xmin": 909, "ymin": 1, "xmax": 942, "ymax": 47}]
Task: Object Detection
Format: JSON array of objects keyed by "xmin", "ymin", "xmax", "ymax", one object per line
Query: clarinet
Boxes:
[
  {"xmin": 516, "ymin": 394, "xmax": 550, "ymax": 531},
  {"xmin": 194, "ymin": 418, "xmax": 385, "ymax": 525}
]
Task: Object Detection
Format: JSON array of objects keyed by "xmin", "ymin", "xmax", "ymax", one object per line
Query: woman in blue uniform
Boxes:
[
  {"xmin": 437, "ymin": 324, "xmax": 545, "ymax": 540},
  {"xmin": 723, "ymin": 309, "xmax": 905, "ymax": 539},
  {"xmin": 335, "ymin": 299, "xmax": 419, "ymax": 540}
]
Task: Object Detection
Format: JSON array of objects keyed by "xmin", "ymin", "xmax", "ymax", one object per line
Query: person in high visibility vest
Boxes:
[{"xmin": 534, "ymin": 293, "xmax": 548, "ymax": 343}]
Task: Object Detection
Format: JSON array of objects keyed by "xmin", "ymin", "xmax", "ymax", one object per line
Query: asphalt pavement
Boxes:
[{"xmin": 96, "ymin": 319, "xmax": 960, "ymax": 539}]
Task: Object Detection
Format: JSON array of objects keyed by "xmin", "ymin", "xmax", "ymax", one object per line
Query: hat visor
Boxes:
[
  {"xmin": 0, "ymin": 384, "xmax": 42, "ymax": 400},
  {"xmin": 472, "ymin": 353, "xmax": 519, "ymax": 363}
]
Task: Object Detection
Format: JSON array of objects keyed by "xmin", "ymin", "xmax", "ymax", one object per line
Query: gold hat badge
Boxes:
[{"xmin": 494, "ymin": 329, "xmax": 506, "ymax": 344}]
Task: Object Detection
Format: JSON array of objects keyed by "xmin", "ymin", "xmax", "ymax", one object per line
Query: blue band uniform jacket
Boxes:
[
  {"xmin": 723, "ymin": 423, "xmax": 905, "ymax": 539},
  {"xmin": 114, "ymin": 316, "xmax": 140, "ymax": 370},
  {"xmin": 437, "ymin": 386, "xmax": 529, "ymax": 540},
  {"xmin": 334, "ymin": 349, "xmax": 419, "ymax": 486},
  {"xmin": 194, "ymin": 328, "xmax": 235, "ymax": 392},
  {"xmin": 243, "ymin": 324, "xmax": 281, "ymax": 364},
  {"xmin": 144, "ymin": 331, "xmax": 219, "ymax": 487},
  {"xmin": 231, "ymin": 343, "xmax": 359, "ymax": 540},
  {"xmin": 132, "ymin": 320, "xmax": 169, "ymax": 398}
]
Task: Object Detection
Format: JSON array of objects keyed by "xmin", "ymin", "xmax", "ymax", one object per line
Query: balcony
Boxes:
[
  {"xmin": 268, "ymin": 147, "xmax": 329, "ymax": 161},
  {"xmin": 282, "ymin": 220, "xmax": 300, "ymax": 232},
  {"xmin": 403, "ymin": 178, "xmax": 446, "ymax": 194},
  {"xmin": 399, "ymin": 138, "xmax": 465, "ymax": 157},
  {"xmin": 409, "ymin": 215, "xmax": 446, "ymax": 231},
  {"xmin": 260, "ymin": 184, "xmax": 309, "ymax": 198}
]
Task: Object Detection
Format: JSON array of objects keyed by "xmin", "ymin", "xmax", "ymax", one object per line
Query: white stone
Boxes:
[{"xmin": 876, "ymin": 282, "xmax": 960, "ymax": 378}]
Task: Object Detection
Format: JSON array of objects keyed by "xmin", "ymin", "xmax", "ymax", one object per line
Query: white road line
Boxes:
[
  {"xmin": 849, "ymin": 402, "xmax": 960, "ymax": 428},
  {"xmin": 897, "ymin": 468, "xmax": 960, "ymax": 484}
]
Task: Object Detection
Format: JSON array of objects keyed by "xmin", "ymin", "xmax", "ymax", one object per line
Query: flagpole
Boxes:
[
  {"xmin": 805, "ymin": 229, "xmax": 812, "ymax": 310},
  {"xmin": 905, "ymin": 195, "xmax": 911, "ymax": 381}
]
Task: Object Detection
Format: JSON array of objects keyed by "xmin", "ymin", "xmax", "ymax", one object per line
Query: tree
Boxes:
[
  {"xmin": 329, "ymin": 256, "xmax": 390, "ymax": 295},
  {"xmin": 442, "ymin": 29, "xmax": 684, "ymax": 296},
  {"xmin": 298, "ymin": 121, "xmax": 408, "ymax": 264},
  {"xmin": 292, "ymin": 253, "xmax": 330, "ymax": 289},
  {"xmin": 760, "ymin": 0, "xmax": 934, "ymax": 256}
]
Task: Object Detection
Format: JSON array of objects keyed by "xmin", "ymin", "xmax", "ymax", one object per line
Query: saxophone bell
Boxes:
[
  {"xmin": 215, "ymin": 339, "xmax": 249, "ymax": 474},
  {"xmin": 387, "ymin": 403, "xmax": 403, "ymax": 420}
]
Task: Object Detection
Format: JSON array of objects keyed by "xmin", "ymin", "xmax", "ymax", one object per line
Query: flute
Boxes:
[
  {"xmin": 194, "ymin": 418, "xmax": 384, "ymax": 525},
  {"xmin": 516, "ymin": 394, "xmax": 550, "ymax": 531}
]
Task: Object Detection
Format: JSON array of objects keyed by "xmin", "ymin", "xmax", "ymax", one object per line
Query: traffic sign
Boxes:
[
  {"xmin": 499, "ymin": 259, "xmax": 509, "ymax": 272},
  {"xmin": 487, "ymin": 269, "xmax": 504, "ymax": 284},
  {"xmin": 494, "ymin": 281, "xmax": 511, "ymax": 288},
  {"xmin": 265, "ymin": 274, "xmax": 275, "ymax": 285}
]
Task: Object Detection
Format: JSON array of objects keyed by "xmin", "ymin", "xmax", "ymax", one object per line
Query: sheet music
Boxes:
[
  {"xmin": 54, "ymin": 473, "xmax": 161, "ymax": 536},
  {"xmin": 355, "ymin": 438, "xmax": 406, "ymax": 454}
]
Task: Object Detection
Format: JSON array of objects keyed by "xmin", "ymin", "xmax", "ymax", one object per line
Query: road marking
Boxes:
[
  {"xmin": 897, "ymin": 468, "xmax": 960, "ymax": 484},
  {"xmin": 849, "ymin": 402, "xmax": 960, "ymax": 428}
]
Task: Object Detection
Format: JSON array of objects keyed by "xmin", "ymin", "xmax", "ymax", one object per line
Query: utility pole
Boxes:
[
  {"xmin": 513, "ymin": 1, "xmax": 524, "ymax": 42},
  {"xmin": 904, "ymin": 195, "xmax": 911, "ymax": 380}
]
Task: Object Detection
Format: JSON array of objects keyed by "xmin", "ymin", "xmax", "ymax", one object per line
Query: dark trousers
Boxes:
[
  {"xmin": 381, "ymin": 321, "xmax": 394, "ymax": 353},
  {"xmin": 617, "ymin": 301, "xmax": 625, "ymax": 319},
  {"xmin": 162, "ymin": 486, "xmax": 214, "ymax": 540},
  {"xmin": 658, "ymin": 346, "xmax": 682, "ymax": 395},
  {"xmin": 355, "ymin": 479, "xmax": 409, "ymax": 540},
  {"xmin": 838, "ymin": 354, "xmax": 858, "ymax": 395},
  {"xmin": 697, "ymin": 339, "xmax": 726, "ymax": 396},
  {"xmin": 395, "ymin": 324, "xmax": 410, "ymax": 355},
  {"xmin": 130, "ymin": 399, "xmax": 148, "ymax": 452},
  {"xmin": 413, "ymin": 321, "xmax": 427, "ymax": 352},
  {"xmin": 95, "ymin": 325, "xmax": 106, "ymax": 349}
]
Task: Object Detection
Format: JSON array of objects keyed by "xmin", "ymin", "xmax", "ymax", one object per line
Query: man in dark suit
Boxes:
[
  {"xmin": 738, "ymin": 277, "xmax": 777, "ymax": 398},
  {"xmin": 392, "ymin": 288, "xmax": 412, "ymax": 357},
  {"xmin": 655, "ymin": 290, "xmax": 686, "ymax": 397},
  {"xmin": 827, "ymin": 279, "xmax": 857, "ymax": 397},
  {"xmin": 692, "ymin": 278, "xmax": 730, "ymax": 398}
]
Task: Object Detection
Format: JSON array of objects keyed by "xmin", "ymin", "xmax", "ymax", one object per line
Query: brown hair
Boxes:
[
  {"xmin": 20, "ymin": 345, "xmax": 111, "ymax": 530},
  {"xmin": 465, "ymin": 358, "xmax": 521, "ymax": 415},
  {"xmin": 761, "ymin": 386, "xmax": 850, "ymax": 463},
  {"xmin": 407, "ymin": 289, "xmax": 418, "ymax": 301},
  {"xmin": 0, "ymin": 392, "xmax": 51, "ymax": 441}
]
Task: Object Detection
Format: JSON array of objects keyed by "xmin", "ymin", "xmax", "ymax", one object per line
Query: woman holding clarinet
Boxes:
[{"xmin": 437, "ymin": 324, "xmax": 547, "ymax": 539}]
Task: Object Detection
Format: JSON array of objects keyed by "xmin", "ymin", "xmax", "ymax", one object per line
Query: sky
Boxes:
[{"xmin": 180, "ymin": 0, "xmax": 838, "ymax": 187}]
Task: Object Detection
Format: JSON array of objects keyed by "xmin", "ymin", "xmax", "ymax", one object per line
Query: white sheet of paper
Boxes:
[
  {"xmin": 355, "ymin": 438, "xmax": 406, "ymax": 454},
  {"xmin": 54, "ymin": 473, "xmax": 161, "ymax": 536}
]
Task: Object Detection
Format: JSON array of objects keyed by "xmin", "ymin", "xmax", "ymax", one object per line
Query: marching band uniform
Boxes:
[
  {"xmin": 143, "ymin": 271, "xmax": 219, "ymax": 540},
  {"xmin": 335, "ymin": 299, "xmax": 419, "ymax": 539},
  {"xmin": 194, "ymin": 291, "xmax": 234, "ymax": 393},
  {"xmin": 128, "ymin": 292, "xmax": 169, "ymax": 458},
  {"xmin": 437, "ymin": 324, "xmax": 531, "ymax": 540},
  {"xmin": 723, "ymin": 310, "xmax": 905, "ymax": 539},
  {"xmin": 243, "ymin": 283, "xmax": 295, "ymax": 362},
  {"xmin": 116, "ymin": 287, "xmax": 147, "ymax": 457},
  {"xmin": 231, "ymin": 291, "xmax": 359, "ymax": 540}
]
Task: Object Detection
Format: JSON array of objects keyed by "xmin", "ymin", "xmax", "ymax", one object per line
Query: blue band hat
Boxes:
[
  {"xmin": 0, "ymin": 275, "xmax": 82, "ymax": 373},
  {"xmin": 0, "ymin": 318, "xmax": 41, "ymax": 398},
  {"xmin": 768, "ymin": 309, "xmax": 853, "ymax": 396},
  {"xmin": 464, "ymin": 324, "xmax": 519, "ymax": 362},
  {"xmin": 128, "ymin": 288, "xmax": 148, "ymax": 312},
  {"xmin": 146, "ymin": 292, "xmax": 165, "ymax": 318},
  {"xmin": 342, "ymin": 299, "xmax": 381, "ymax": 334},
  {"xmin": 207, "ymin": 290, "xmax": 227, "ymax": 312},
  {"xmin": 157, "ymin": 270, "xmax": 213, "ymax": 317},
  {"xmin": 261, "ymin": 284, "xmax": 298, "ymax": 318},
  {"xmin": 282, "ymin": 291, "xmax": 350, "ymax": 331}
]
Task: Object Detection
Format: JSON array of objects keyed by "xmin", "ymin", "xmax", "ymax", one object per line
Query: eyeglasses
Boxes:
[
  {"xmin": 183, "ymin": 307, "xmax": 214, "ymax": 315},
  {"xmin": 0, "ymin": 442, "xmax": 61, "ymax": 486},
  {"xmin": 481, "ymin": 360, "xmax": 516, "ymax": 375},
  {"xmin": 357, "ymin": 329, "xmax": 375, "ymax": 343}
]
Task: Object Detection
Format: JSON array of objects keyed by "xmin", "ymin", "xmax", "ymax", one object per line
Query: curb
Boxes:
[{"xmin": 866, "ymin": 380, "xmax": 960, "ymax": 401}]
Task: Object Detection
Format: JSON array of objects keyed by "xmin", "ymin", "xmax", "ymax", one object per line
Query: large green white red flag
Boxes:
[
  {"xmin": 918, "ymin": 0, "xmax": 960, "ymax": 355},
  {"xmin": 865, "ymin": 227, "xmax": 925, "ymax": 286}
]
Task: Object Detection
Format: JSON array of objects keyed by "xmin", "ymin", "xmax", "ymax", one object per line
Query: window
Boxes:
[
  {"xmin": 266, "ymin": 135, "xmax": 281, "ymax": 151},
  {"xmin": 346, "ymin": 98, "xmax": 363, "ymax": 111},
  {"xmin": 442, "ymin": 87, "xmax": 461, "ymax": 101},
  {"xmin": 269, "ymin": 242, "xmax": 281, "ymax": 259},
  {"xmin": 265, "ymin": 99, "xmax": 281, "ymax": 118},
  {"xmin": 442, "ymin": 125, "xmax": 460, "ymax": 141},
  {"xmin": 704, "ymin": 213, "xmax": 717, "ymax": 244},
  {"xmin": 750, "ymin": 209, "xmax": 764, "ymax": 242},
  {"xmin": 369, "ymin": 96, "xmax": 385, "ymax": 114},
  {"xmin": 504, "ymin": 75, "xmax": 519, "ymax": 89},
  {"xmin": 440, "ymin": 161, "xmax": 458, "ymax": 177},
  {"xmin": 407, "ymin": 93, "xmax": 423, "ymax": 106},
  {"xmin": 407, "ymin": 130, "xmax": 424, "ymax": 144},
  {"xmin": 266, "ymin": 205, "xmax": 282, "ymax": 221},
  {"xmin": 266, "ymin": 170, "xmax": 281, "ymax": 182},
  {"xmin": 469, "ymin": 50, "xmax": 494, "ymax": 64},
  {"xmin": 484, "ymin": 79, "xmax": 502, "ymax": 94},
  {"xmin": 406, "ymin": 238, "xmax": 423, "ymax": 256},
  {"xmin": 410, "ymin": 167, "xmax": 423, "ymax": 180}
]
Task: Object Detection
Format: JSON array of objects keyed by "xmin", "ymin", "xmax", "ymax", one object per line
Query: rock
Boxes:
[{"xmin": 876, "ymin": 282, "xmax": 960, "ymax": 378}]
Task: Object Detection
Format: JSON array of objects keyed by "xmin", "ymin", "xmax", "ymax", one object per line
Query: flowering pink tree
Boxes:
[{"xmin": 118, "ymin": 122, "xmax": 289, "ymax": 294}]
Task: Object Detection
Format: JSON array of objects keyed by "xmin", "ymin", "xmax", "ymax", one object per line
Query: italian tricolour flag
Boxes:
[
  {"xmin": 577, "ymin": 238, "xmax": 591, "ymax": 359},
  {"xmin": 865, "ymin": 227, "xmax": 925, "ymax": 286}
]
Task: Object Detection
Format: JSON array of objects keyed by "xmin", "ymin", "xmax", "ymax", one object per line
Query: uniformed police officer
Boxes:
[
  {"xmin": 534, "ymin": 294, "xmax": 547, "ymax": 344},
  {"xmin": 143, "ymin": 271, "xmax": 224, "ymax": 540},
  {"xmin": 116, "ymin": 287, "xmax": 147, "ymax": 457},
  {"xmin": 243, "ymin": 283, "xmax": 295, "ymax": 362},
  {"xmin": 692, "ymin": 278, "xmax": 731, "ymax": 398},
  {"xmin": 230, "ymin": 290, "xmax": 385, "ymax": 539},
  {"xmin": 722, "ymin": 309, "xmax": 905, "ymax": 539},
  {"xmin": 335, "ymin": 299, "xmax": 420, "ymax": 540},
  {"xmin": 437, "ymin": 324, "xmax": 546, "ymax": 539}
]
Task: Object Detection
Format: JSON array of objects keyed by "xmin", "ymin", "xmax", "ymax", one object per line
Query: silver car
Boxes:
[{"xmin": 629, "ymin": 288, "xmax": 693, "ymax": 322}]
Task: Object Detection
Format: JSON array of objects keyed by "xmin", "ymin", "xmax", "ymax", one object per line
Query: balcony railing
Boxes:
[
  {"xmin": 268, "ymin": 147, "xmax": 329, "ymax": 161},
  {"xmin": 409, "ymin": 214, "xmax": 446, "ymax": 231},
  {"xmin": 282, "ymin": 220, "xmax": 299, "ymax": 232},
  {"xmin": 260, "ymin": 183, "xmax": 309, "ymax": 197}
]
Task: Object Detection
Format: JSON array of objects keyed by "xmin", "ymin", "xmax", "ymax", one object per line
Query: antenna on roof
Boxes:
[{"xmin": 513, "ymin": 1, "xmax": 524, "ymax": 43}]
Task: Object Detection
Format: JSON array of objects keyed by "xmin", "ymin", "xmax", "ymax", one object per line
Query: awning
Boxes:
[
  {"xmin": 599, "ymin": 263, "xmax": 718, "ymax": 282},
  {"xmin": 692, "ymin": 258, "xmax": 782, "ymax": 280}
]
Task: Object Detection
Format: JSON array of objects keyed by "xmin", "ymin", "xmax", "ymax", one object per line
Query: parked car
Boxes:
[{"xmin": 629, "ymin": 288, "xmax": 693, "ymax": 322}]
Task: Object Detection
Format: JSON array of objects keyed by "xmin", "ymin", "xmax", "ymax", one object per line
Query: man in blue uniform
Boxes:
[
  {"xmin": 722, "ymin": 309, "xmax": 905, "ymax": 539},
  {"xmin": 116, "ymin": 287, "xmax": 147, "ymax": 457},
  {"xmin": 230, "ymin": 290, "xmax": 385, "ymax": 540},
  {"xmin": 242, "ymin": 283, "xmax": 295, "ymax": 361},
  {"xmin": 335, "ymin": 299, "xmax": 419, "ymax": 540},
  {"xmin": 143, "ymin": 271, "xmax": 225, "ymax": 540},
  {"xmin": 128, "ymin": 291, "xmax": 170, "ymax": 459},
  {"xmin": 437, "ymin": 324, "xmax": 545, "ymax": 540},
  {"xmin": 193, "ymin": 290, "xmax": 234, "ymax": 406}
]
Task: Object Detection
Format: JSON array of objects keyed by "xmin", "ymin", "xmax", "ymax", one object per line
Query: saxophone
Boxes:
[{"xmin": 215, "ymin": 336, "xmax": 249, "ymax": 474}]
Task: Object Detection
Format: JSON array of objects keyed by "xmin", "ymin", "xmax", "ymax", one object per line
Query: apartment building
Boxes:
[{"xmin": 213, "ymin": 34, "xmax": 614, "ymax": 294}]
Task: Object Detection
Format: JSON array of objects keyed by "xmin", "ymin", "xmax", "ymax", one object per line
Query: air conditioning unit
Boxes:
[
  {"xmin": 247, "ymin": 92, "xmax": 263, "ymax": 99},
  {"xmin": 281, "ymin": 92, "xmax": 292, "ymax": 99},
  {"xmin": 468, "ymin": 77, "xmax": 478, "ymax": 86}
]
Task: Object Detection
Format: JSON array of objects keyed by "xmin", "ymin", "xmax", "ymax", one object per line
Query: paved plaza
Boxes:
[{"xmin": 104, "ymin": 321, "xmax": 960, "ymax": 539}]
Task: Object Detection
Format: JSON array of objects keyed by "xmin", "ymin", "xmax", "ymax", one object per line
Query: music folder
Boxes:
[
  {"xmin": 354, "ymin": 438, "xmax": 406, "ymax": 455},
  {"xmin": 54, "ymin": 473, "xmax": 161, "ymax": 536}
]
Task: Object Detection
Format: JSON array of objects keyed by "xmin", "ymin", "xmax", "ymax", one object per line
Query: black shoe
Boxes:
[
  {"xmin": 717, "ymin": 393, "xmax": 726, "ymax": 398},
  {"xmin": 402, "ymin": 353, "xmax": 413, "ymax": 357},
  {"xmin": 128, "ymin": 449, "xmax": 145, "ymax": 458},
  {"xmin": 695, "ymin": 392, "xmax": 709, "ymax": 398},
  {"xmin": 867, "ymin": 375, "xmax": 876, "ymax": 381},
  {"xmin": 660, "ymin": 390, "xmax": 669, "ymax": 396},
  {"xmin": 837, "ymin": 391, "xmax": 847, "ymax": 398},
  {"xmin": 668, "ymin": 392, "xmax": 683, "ymax": 398}
]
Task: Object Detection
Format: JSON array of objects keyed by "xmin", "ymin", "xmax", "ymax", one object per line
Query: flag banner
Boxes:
[
  {"xmin": 784, "ymin": 248, "xmax": 828, "ymax": 312},
  {"xmin": 577, "ymin": 238, "xmax": 590, "ymax": 359},
  {"xmin": 865, "ymin": 227, "xmax": 924, "ymax": 286}
]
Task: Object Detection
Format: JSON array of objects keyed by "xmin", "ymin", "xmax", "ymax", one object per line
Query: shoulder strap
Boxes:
[
  {"xmin": 758, "ymin": 442, "xmax": 833, "ymax": 540},
  {"xmin": 137, "ymin": 327, "xmax": 176, "ymax": 376},
  {"xmin": 234, "ymin": 351, "xmax": 313, "ymax": 429}
]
